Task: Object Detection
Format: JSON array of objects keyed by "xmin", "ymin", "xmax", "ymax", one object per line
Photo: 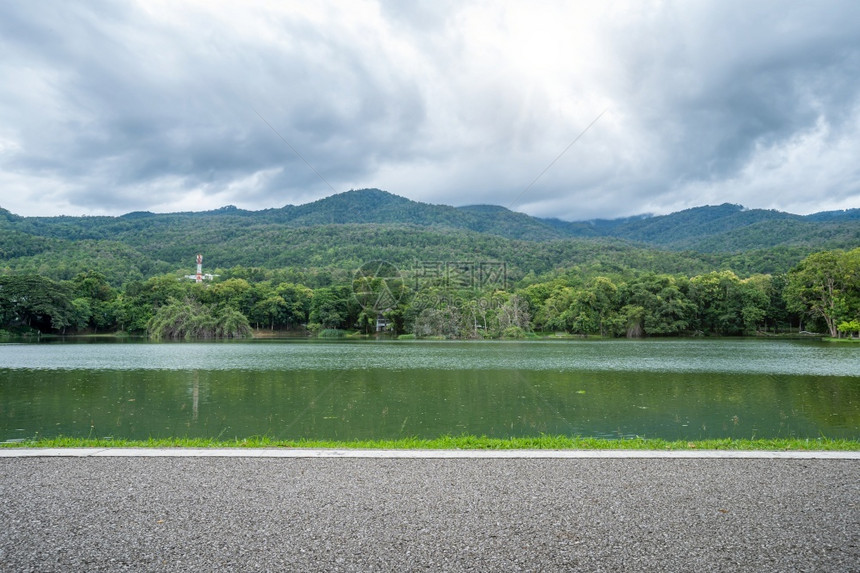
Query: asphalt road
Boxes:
[{"xmin": 1, "ymin": 455, "xmax": 857, "ymax": 572}]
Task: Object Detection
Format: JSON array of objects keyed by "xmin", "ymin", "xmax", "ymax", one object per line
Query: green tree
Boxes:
[
  {"xmin": 71, "ymin": 271, "xmax": 114, "ymax": 302},
  {"xmin": 113, "ymin": 292, "xmax": 151, "ymax": 332},
  {"xmin": 147, "ymin": 298, "xmax": 250, "ymax": 339},
  {"xmin": 147, "ymin": 298, "xmax": 215, "ymax": 340},
  {"xmin": 531, "ymin": 284, "xmax": 575, "ymax": 332},
  {"xmin": 308, "ymin": 287, "xmax": 350, "ymax": 330},
  {"xmin": 737, "ymin": 275, "xmax": 772, "ymax": 333},
  {"xmin": 69, "ymin": 271, "xmax": 118, "ymax": 331},
  {"xmin": 689, "ymin": 271, "xmax": 747, "ymax": 335},
  {"xmin": 610, "ymin": 304, "xmax": 645, "ymax": 338},
  {"xmin": 276, "ymin": 283, "xmax": 314, "ymax": 327},
  {"xmin": 118, "ymin": 275, "xmax": 192, "ymax": 333},
  {"xmin": 586, "ymin": 277, "xmax": 618, "ymax": 336},
  {"xmin": 69, "ymin": 297, "xmax": 92, "ymax": 330},
  {"xmin": 837, "ymin": 319, "xmax": 860, "ymax": 338},
  {"xmin": 0, "ymin": 274, "xmax": 76, "ymax": 332},
  {"xmin": 568, "ymin": 289, "xmax": 599, "ymax": 334},
  {"xmin": 615, "ymin": 275, "xmax": 693, "ymax": 336},
  {"xmin": 206, "ymin": 278, "xmax": 256, "ymax": 316},
  {"xmin": 250, "ymin": 294, "xmax": 288, "ymax": 330},
  {"xmin": 784, "ymin": 249, "xmax": 860, "ymax": 337},
  {"xmin": 214, "ymin": 306, "xmax": 253, "ymax": 338}
]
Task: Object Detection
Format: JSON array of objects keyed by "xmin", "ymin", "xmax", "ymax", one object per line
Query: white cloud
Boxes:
[
  {"xmin": 0, "ymin": 0, "xmax": 858, "ymax": 219},
  {"xmin": 677, "ymin": 108, "xmax": 860, "ymax": 214}
]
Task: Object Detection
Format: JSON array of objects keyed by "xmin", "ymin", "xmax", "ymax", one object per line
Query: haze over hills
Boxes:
[
  {"xmin": 4, "ymin": 188, "xmax": 858, "ymax": 245},
  {"xmin": 0, "ymin": 189, "xmax": 857, "ymax": 285},
  {"xmin": 544, "ymin": 202, "xmax": 860, "ymax": 250}
]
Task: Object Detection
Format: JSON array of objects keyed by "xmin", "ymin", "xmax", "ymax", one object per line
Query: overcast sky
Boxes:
[{"xmin": 1, "ymin": 1, "xmax": 859, "ymax": 220}]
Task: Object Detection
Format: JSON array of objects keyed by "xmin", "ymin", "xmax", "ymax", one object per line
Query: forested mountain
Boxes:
[
  {"xmin": 1, "ymin": 189, "xmax": 857, "ymax": 286},
  {"xmin": 4, "ymin": 189, "xmax": 566, "ymax": 242},
  {"xmin": 1, "ymin": 221, "xmax": 724, "ymax": 287},
  {"xmin": 542, "ymin": 203, "xmax": 860, "ymax": 251},
  {"xmin": 2, "ymin": 191, "xmax": 859, "ymax": 340}
]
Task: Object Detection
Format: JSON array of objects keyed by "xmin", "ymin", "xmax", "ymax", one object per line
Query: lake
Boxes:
[{"xmin": 1, "ymin": 338, "xmax": 858, "ymax": 442}]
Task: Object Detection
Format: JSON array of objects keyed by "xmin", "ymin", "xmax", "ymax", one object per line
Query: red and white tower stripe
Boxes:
[{"xmin": 196, "ymin": 254, "xmax": 203, "ymax": 283}]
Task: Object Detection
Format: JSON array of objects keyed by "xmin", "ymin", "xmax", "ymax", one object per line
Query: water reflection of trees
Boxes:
[{"xmin": 2, "ymin": 367, "xmax": 857, "ymax": 441}]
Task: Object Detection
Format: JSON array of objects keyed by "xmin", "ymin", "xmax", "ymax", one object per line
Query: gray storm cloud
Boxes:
[{"xmin": 0, "ymin": 0, "xmax": 857, "ymax": 219}]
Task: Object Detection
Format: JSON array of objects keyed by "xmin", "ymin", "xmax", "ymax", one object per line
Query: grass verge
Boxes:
[
  {"xmin": 822, "ymin": 337, "xmax": 860, "ymax": 343},
  {"xmin": 3, "ymin": 435, "xmax": 859, "ymax": 450}
]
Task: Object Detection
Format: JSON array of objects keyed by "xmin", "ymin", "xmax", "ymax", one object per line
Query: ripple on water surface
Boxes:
[{"xmin": 0, "ymin": 339, "xmax": 857, "ymax": 377}]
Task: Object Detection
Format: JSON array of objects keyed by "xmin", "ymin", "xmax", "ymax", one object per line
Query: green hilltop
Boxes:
[{"xmin": 1, "ymin": 188, "xmax": 857, "ymax": 285}]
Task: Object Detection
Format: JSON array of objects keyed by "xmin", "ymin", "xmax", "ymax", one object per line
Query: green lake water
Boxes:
[{"xmin": 1, "ymin": 338, "xmax": 858, "ymax": 441}]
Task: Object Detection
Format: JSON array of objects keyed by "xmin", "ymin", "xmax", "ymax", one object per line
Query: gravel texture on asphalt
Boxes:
[{"xmin": 1, "ymin": 457, "xmax": 857, "ymax": 572}]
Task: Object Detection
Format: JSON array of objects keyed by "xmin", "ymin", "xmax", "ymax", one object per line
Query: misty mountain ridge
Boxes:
[
  {"xmin": 132, "ymin": 188, "xmax": 859, "ymax": 250},
  {"xmin": 1, "ymin": 188, "xmax": 857, "ymax": 254},
  {"xmin": 98, "ymin": 189, "xmax": 850, "ymax": 223}
]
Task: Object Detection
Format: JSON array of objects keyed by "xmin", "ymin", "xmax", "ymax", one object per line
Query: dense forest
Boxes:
[
  {"xmin": 0, "ymin": 190, "xmax": 858, "ymax": 339},
  {"xmin": 1, "ymin": 189, "xmax": 858, "ymax": 286}
]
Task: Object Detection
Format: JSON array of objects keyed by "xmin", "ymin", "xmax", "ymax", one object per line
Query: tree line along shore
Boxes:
[{"xmin": 1, "ymin": 248, "xmax": 858, "ymax": 341}]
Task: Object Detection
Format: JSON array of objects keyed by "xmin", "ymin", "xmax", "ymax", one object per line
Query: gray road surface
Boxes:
[{"xmin": 1, "ymin": 455, "xmax": 858, "ymax": 572}]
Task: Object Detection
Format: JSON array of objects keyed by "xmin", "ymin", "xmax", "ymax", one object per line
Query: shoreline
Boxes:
[{"xmin": 4, "ymin": 435, "xmax": 859, "ymax": 451}]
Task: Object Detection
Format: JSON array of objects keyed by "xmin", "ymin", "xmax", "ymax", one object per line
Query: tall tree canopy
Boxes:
[{"xmin": 784, "ymin": 248, "xmax": 860, "ymax": 337}]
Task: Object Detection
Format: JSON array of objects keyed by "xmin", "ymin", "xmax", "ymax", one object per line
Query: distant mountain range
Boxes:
[
  {"xmin": 1, "ymin": 189, "xmax": 857, "ymax": 285},
  {"xmin": 131, "ymin": 188, "xmax": 860, "ymax": 250}
]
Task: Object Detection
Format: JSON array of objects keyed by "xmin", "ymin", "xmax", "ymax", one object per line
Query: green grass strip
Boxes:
[{"xmin": 3, "ymin": 435, "xmax": 859, "ymax": 451}]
